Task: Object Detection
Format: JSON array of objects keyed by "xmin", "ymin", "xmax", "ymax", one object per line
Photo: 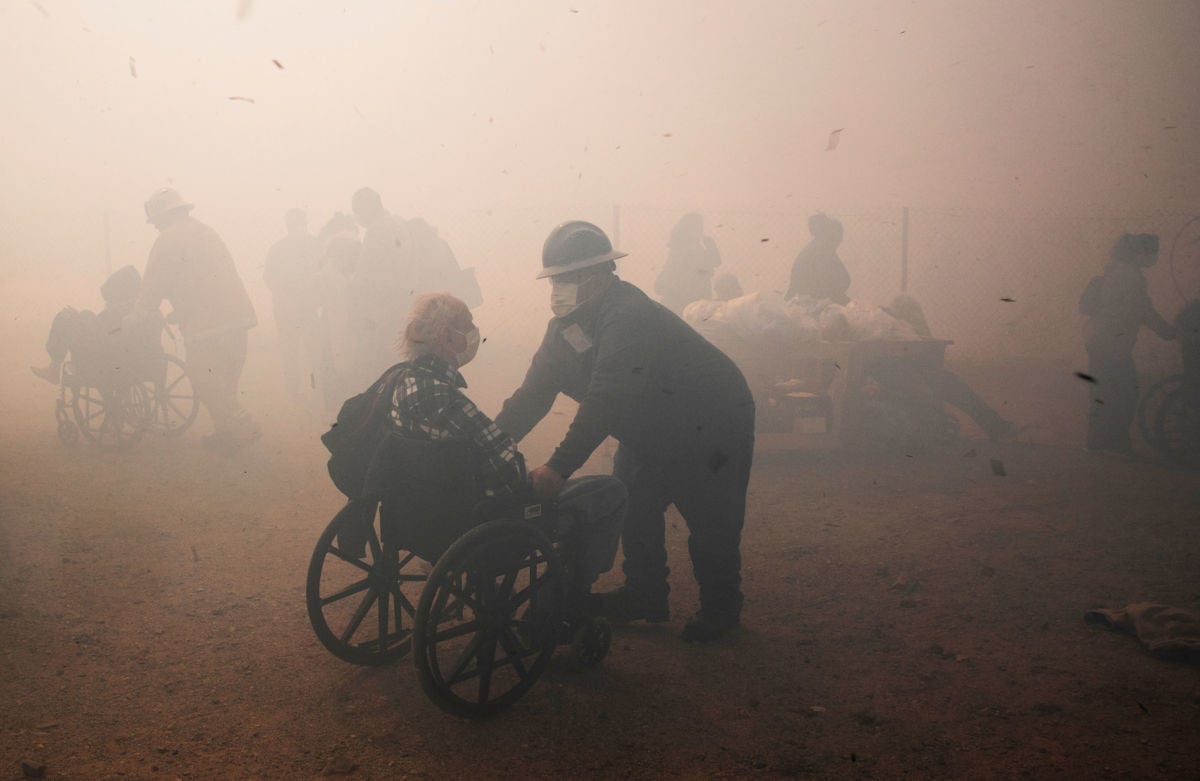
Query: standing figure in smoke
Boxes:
[
  {"xmin": 133, "ymin": 187, "xmax": 261, "ymax": 453},
  {"xmin": 351, "ymin": 187, "xmax": 415, "ymax": 377},
  {"xmin": 654, "ymin": 212, "xmax": 723, "ymax": 315},
  {"xmin": 1079, "ymin": 233, "xmax": 1176, "ymax": 454},
  {"xmin": 314, "ymin": 211, "xmax": 364, "ymax": 410},
  {"xmin": 263, "ymin": 208, "xmax": 321, "ymax": 401},
  {"xmin": 496, "ymin": 221, "xmax": 756, "ymax": 642},
  {"xmin": 785, "ymin": 212, "xmax": 851, "ymax": 305},
  {"xmin": 406, "ymin": 216, "xmax": 483, "ymax": 309}
]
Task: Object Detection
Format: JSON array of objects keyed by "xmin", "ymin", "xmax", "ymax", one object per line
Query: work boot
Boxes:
[
  {"xmin": 598, "ymin": 585, "xmax": 669, "ymax": 624},
  {"xmin": 681, "ymin": 610, "xmax": 740, "ymax": 643}
]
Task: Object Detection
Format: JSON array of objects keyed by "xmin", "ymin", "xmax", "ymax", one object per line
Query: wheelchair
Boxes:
[
  {"xmin": 1151, "ymin": 377, "xmax": 1200, "ymax": 468},
  {"xmin": 305, "ymin": 436, "xmax": 613, "ymax": 718},
  {"xmin": 1139, "ymin": 302, "xmax": 1200, "ymax": 467},
  {"xmin": 1136, "ymin": 374, "xmax": 1185, "ymax": 454},
  {"xmin": 56, "ymin": 320, "xmax": 199, "ymax": 448}
]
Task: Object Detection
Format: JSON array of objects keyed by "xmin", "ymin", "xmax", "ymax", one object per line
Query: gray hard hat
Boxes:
[{"xmin": 537, "ymin": 220, "xmax": 628, "ymax": 279}]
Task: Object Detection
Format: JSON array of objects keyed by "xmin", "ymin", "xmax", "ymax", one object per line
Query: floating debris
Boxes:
[
  {"xmin": 228, "ymin": 96, "xmax": 256, "ymax": 104},
  {"xmin": 1074, "ymin": 372, "xmax": 1096, "ymax": 383},
  {"xmin": 826, "ymin": 128, "xmax": 844, "ymax": 150}
]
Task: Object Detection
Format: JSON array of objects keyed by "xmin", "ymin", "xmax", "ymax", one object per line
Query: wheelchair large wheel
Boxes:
[
  {"xmin": 306, "ymin": 502, "xmax": 427, "ymax": 666},
  {"xmin": 1153, "ymin": 386, "xmax": 1200, "ymax": 468},
  {"xmin": 413, "ymin": 520, "xmax": 564, "ymax": 718},
  {"xmin": 1137, "ymin": 374, "xmax": 1183, "ymax": 450},
  {"xmin": 65, "ymin": 366, "xmax": 153, "ymax": 449},
  {"xmin": 146, "ymin": 355, "xmax": 199, "ymax": 437}
]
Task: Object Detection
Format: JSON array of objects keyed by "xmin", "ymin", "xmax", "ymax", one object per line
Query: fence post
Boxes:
[{"xmin": 900, "ymin": 206, "xmax": 909, "ymax": 292}]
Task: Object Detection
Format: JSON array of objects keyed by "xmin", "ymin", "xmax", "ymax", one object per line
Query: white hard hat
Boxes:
[{"xmin": 144, "ymin": 187, "xmax": 194, "ymax": 223}]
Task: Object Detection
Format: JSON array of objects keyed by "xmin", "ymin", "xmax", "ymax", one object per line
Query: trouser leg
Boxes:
[
  {"xmin": 672, "ymin": 433, "xmax": 754, "ymax": 619},
  {"xmin": 1087, "ymin": 348, "xmax": 1136, "ymax": 452},
  {"xmin": 46, "ymin": 308, "xmax": 85, "ymax": 364},
  {"xmin": 187, "ymin": 330, "xmax": 253, "ymax": 435},
  {"xmin": 555, "ymin": 475, "xmax": 627, "ymax": 588},
  {"xmin": 612, "ymin": 444, "xmax": 672, "ymax": 600}
]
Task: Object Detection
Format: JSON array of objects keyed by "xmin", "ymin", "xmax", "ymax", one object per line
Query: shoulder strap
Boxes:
[{"xmin": 356, "ymin": 361, "xmax": 408, "ymax": 430}]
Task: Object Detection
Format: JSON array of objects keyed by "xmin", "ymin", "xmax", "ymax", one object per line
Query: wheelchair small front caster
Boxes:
[{"xmin": 570, "ymin": 615, "xmax": 612, "ymax": 669}]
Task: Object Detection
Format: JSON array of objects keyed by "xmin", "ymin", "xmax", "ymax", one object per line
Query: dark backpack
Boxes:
[{"xmin": 321, "ymin": 362, "xmax": 409, "ymax": 498}]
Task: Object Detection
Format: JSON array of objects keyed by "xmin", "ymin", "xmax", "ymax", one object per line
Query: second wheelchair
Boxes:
[{"xmin": 55, "ymin": 320, "xmax": 199, "ymax": 449}]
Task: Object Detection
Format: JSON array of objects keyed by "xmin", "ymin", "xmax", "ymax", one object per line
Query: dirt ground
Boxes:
[{"xmin": 2, "ymin": 328, "xmax": 1199, "ymax": 779}]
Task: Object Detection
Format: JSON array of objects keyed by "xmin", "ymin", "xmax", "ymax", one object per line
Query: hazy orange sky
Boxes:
[
  {"xmin": 3, "ymin": 1, "xmax": 1197, "ymax": 268},
  {"xmin": 1, "ymin": 0, "xmax": 1197, "ymax": 377}
]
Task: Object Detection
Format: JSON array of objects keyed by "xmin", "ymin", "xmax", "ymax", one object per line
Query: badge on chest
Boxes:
[{"xmin": 560, "ymin": 323, "xmax": 593, "ymax": 353}]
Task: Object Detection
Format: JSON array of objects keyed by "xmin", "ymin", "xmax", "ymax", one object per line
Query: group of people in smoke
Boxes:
[
  {"xmin": 35, "ymin": 188, "xmax": 261, "ymax": 453},
  {"xmin": 30, "ymin": 196, "xmax": 754, "ymax": 641},
  {"xmin": 29, "ymin": 192, "xmax": 1191, "ymax": 644},
  {"xmin": 32, "ymin": 186, "xmax": 475, "ymax": 452},
  {"xmin": 653, "ymin": 211, "xmax": 1193, "ymax": 454},
  {"xmin": 1079, "ymin": 232, "xmax": 1197, "ymax": 456},
  {"xmin": 263, "ymin": 188, "xmax": 478, "ymax": 412},
  {"xmin": 655, "ymin": 210, "xmax": 1016, "ymax": 444},
  {"xmin": 341, "ymin": 221, "xmax": 755, "ymax": 642}
]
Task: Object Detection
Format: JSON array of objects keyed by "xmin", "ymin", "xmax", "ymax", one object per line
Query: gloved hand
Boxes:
[{"xmin": 528, "ymin": 464, "xmax": 566, "ymax": 501}]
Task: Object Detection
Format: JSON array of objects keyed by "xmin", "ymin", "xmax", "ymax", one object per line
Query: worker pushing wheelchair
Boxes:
[{"xmin": 307, "ymin": 291, "xmax": 626, "ymax": 717}]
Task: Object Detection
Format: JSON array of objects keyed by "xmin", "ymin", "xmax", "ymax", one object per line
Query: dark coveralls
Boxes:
[{"xmin": 495, "ymin": 279, "xmax": 755, "ymax": 620}]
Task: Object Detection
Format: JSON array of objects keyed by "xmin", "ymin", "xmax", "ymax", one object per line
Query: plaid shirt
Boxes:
[{"xmin": 389, "ymin": 353, "xmax": 524, "ymax": 496}]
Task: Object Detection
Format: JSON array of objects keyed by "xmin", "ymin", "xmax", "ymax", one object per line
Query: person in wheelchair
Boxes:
[
  {"xmin": 31, "ymin": 265, "xmax": 159, "ymax": 385},
  {"xmin": 349, "ymin": 292, "xmax": 627, "ymax": 598}
]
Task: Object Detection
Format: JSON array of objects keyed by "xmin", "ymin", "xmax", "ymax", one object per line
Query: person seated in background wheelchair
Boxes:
[
  {"xmin": 32, "ymin": 265, "xmax": 160, "ymax": 386},
  {"xmin": 365, "ymin": 291, "xmax": 627, "ymax": 596}
]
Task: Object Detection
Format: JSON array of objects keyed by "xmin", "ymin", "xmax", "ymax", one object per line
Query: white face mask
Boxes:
[
  {"xmin": 454, "ymin": 326, "xmax": 481, "ymax": 367},
  {"xmin": 551, "ymin": 281, "xmax": 580, "ymax": 317}
]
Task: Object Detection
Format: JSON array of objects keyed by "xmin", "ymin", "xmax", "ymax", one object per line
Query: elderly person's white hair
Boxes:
[{"xmin": 397, "ymin": 292, "xmax": 468, "ymax": 359}]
